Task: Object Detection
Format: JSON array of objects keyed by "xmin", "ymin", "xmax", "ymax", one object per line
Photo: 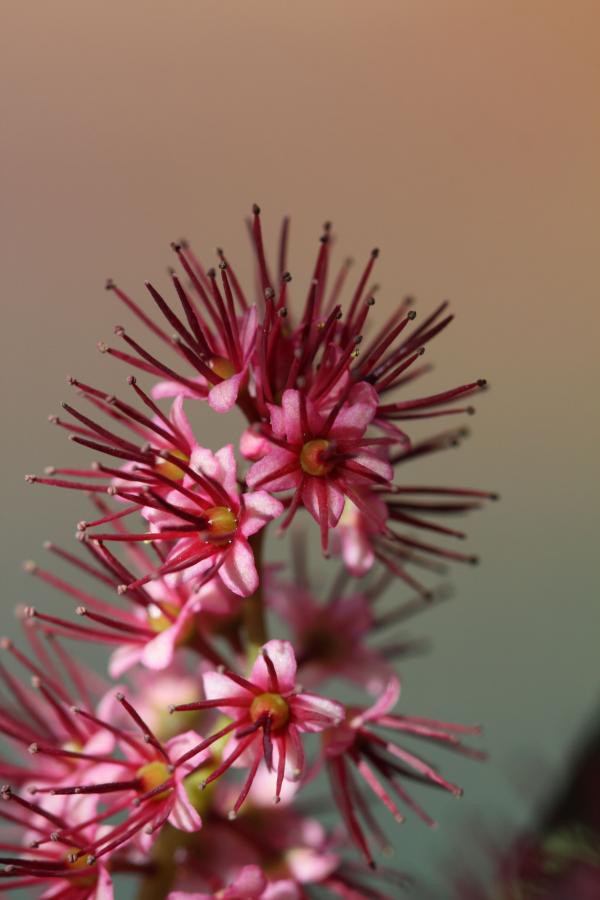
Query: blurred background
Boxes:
[{"xmin": 1, "ymin": 1, "xmax": 598, "ymax": 893}]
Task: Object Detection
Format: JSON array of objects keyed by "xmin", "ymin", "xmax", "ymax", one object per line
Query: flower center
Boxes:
[
  {"xmin": 250, "ymin": 692, "xmax": 290, "ymax": 731},
  {"xmin": 155, "ymin": 448, "xmax": 189, "ymax": 482},
  {"xmin": 203, "ymin": 506, "xmax": 238, "ymax": 544},
  {"xmin": 137, "ymin": 760, "xmax": 173, "ymax": 802},
  {"xmin": 300, "ymin": 439, "xmax": 334, "ymax": 477},
  {"xmin": 210, "ymin": 356, "xmax": 237, "ymax": 380},
  {"xmin": 66, "ymin": 848, "xmax": 97, "ymax": 887},
  {"xmin": 146, "ymin": 602, "xmax": 196, "ymax": 647}
]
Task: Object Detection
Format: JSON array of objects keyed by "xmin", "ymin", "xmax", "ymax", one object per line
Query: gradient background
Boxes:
[{"xmin": 1, "ymin": 1, "xmax": 598, "ymax": 893}]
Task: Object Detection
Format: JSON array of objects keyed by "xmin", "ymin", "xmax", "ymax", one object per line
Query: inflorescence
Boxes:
[{"xmin": 6, "ymin": 206, "xmax": 496, "ymax": 898}]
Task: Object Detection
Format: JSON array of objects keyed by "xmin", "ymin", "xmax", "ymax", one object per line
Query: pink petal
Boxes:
[
  {"xmin": 220, "ymin": 537, "xmax": 258, "ymax": 597},
  {"xmin": 209, "ymin": 373, "xmax": 244, "ymax": 413},
  {"xmin": 151, "ymin": 378, "xmax": 208, "ymax": 401},
  {"xmin": 240, "ymin": 426, "xmax": 269, "ymax": 460},
  {"xmin": 291, "ymin": 693, "xmax": 345, "ymax": 732},
  {"xmin": 108, "ymin": 643, "xmax": 143, "ymax": 678},
  {"xmin": 280, "ymin": 390, "xmax": 304, "ymax": 444},
  {"xmin": 140, "ymin": 624, "xmax": 181, "ymax": 671},
  {"xmin": 251, "ymin": 639, "xmax": 297, "ymax": 693},
  {"xmin": 245, "ymin": 448, "xmax": 299, "ymax": 492},
  {"xmin": 302, "ymin": 479, "xmax": 345, "ymax": 527},
  {"xmin": 169, "ymin": 784, "xmax": 203, "ymax": 832},
  {"xmin": 351, "ymin": 676, "xmax": 401, "ymax": 728},
  {"xmin": 224, "ymin": 865, "xmax": 267, "ymax": 899},
  {"xmin": 168, "ymin": 395, "xmax": 196, "ymax": 448},
  {"xmin": 329, "ymin": 382, "xmax": 378, "ymax": 438},
  {"xmin": 241, "ymin": 306, "xmax": 259, "ymax": 357},
  {"xmin": 350, "ymin": 451, "xmax": 393, "ymax": 482},
  {"xmin": 339, "ymin": 523, "xmax": 375, "ymax": 576},
  {"xmin": 241, "ymin": 491, "xmax": 284, "ymax": 537},
  {"xmin": 168, "ymin": 730, "xmax": 210, "ymax": 775},
  {"xmin": 202, "ymin": 671, "xmax": 250, "ymax": 720},
  {"xmin": 286, "ymin": 846, "xmax": 339, "ymax": 884}
]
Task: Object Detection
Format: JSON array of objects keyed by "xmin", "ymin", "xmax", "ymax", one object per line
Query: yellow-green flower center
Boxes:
[
  {"xmin": 137, "ymin": 760, "xmax": 173, "ymax": 802},
  {"xmin": 249, "ymin": 692, "xmax": 290, "ymax": 731},
  {"xmin": 155, "ymin": 448, "xmax": 189, "ymax": 482},
  {"xmin": 203, "ymin": 506, "xmax": 238, "ymax": 544},
  {"xmin": 300, "ymin": 439, "xmax": 334, "ymax": 477}
]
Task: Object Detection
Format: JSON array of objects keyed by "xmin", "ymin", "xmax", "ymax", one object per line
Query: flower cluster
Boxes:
[{"xmin": 7, "ymin": 207, "xmax": 495, "ymax": 897}]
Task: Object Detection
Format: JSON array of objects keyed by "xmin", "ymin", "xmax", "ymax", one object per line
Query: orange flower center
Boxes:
[
  {"xmin": 300, "ymin": 439, "xmax": 334, "ymax": 477},
  {"xmin": 250, "ymin": 692, "xmax": 290, "ymax": 731}
]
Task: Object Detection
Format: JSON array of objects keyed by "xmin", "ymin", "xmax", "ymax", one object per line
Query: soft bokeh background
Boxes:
[{"xmin": 1, "ymin": 0, "xmax": 598, "ymax": 893}]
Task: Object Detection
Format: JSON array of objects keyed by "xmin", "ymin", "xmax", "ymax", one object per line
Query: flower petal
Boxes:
[
  {"xmin": 251, "ymin": 639, "xmax": 297, "ymax": 693},
  {"xmin": 219, "ymin": 537, "xmax": 258, "ymax": 597},
  {"xmin": 241, "ymin": 491, "xmax": 284, "ymax": 537},
  {"xmin": 209, "ymin": 372, "xmax": 245, "ymax": 413},
  {"xmin": 291, "ymin": 693, "xmax": 345, "ymax": 732},
  {"xmin": 169, "ymin": 783, "xmax": 203, "ymax": 832},
  {"xmin": 351, "ymin": 676, "xmax": 401, "ymax": 728}
]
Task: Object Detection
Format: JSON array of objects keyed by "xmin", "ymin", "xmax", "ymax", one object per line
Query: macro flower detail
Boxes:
[
  {"xmin": 246, "ymin": 384, "xmax": 393, "ymax": 551},
  {"xmin": 323, "ymin": 677, "xmax": 484, "ymax": 866},
  {"xmin": 89, "ymin": 445, "xmax": 283, "ymax": 597},
  {"xmin": 11, "ymin": 205, "xmax": 496, "ymax": 897},
  {"xmin": 170, "ymin": 640, "xmax": 345, "ymax": 811}
]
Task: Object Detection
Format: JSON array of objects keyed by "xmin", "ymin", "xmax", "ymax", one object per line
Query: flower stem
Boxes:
[{"xmin": 243, "ymin": 529, "xmax": 267, "ymax": 662}]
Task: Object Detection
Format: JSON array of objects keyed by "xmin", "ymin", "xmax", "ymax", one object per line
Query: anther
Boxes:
[{"xmin": 252, "ymin": 203, "xmax": 261, "ymax": 215}]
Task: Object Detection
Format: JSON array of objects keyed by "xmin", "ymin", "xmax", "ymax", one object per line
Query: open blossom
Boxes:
[
  {"xmin": 323, "ymin": 677, "xmax": 484, "ymax": 866},
  {"xmin": 23, "ymin": 531, "xmax": 241, "ymax": 676},
  {"xmin": 170, "ymin": 640, "xmax": 345, "ymax": 812},
  {"xmin": 85, "ymin": 445, "xmax": 283, "ymax": 597},
  {"xmin": 245, "ymin": 384, "xmax": 393, "ymax": 551},
  {"xmin": 26, "ymin": 692, "xmax": 208, "ymax": 861}
]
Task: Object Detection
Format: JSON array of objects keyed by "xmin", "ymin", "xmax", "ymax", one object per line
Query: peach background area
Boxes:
[{"xmin": 1, "ymin": 0, "xmax": 598, "ymax": 887}]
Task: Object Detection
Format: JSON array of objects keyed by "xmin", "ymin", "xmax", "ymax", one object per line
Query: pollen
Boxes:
[
  {"xmin": 250, "ymin": 692, "xmax": 290, "ymax": 731},
  {"xmin": 300, "ymin": 439, "xmax": 334, "ymax": 477}
]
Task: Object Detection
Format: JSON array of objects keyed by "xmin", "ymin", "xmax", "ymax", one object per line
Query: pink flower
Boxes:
[
  {"xmin": 24, "ymin": 693, "xmax": 210, "ymax": 861},
  {"xmin": 23, "ymin": 536, "xmax": 237, "ymax": 677},
  {"xmin": 170, "ymin": 640, "xmax": 345, "ymax": 812},
  {"xmin": 246, "ymin": 385, "xmax": 392, "ymax": 551},
  {"xmin": 0, "ymin": 788, "xmax": 115, "ymax": 899},
  {"xmin": 323, "ymin": 677, "xmax": 484, "ymax": 866},
  {"xmin": 88, "ymin": 445, "xmax": 283, "ymax": 598},
  {"xmin": 0, "ymin": 622, "xmax": 121, "ymax": 791},
  {"xmin": 154, "ymin": 304, "xmax": 258, "ymax": 415}
]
